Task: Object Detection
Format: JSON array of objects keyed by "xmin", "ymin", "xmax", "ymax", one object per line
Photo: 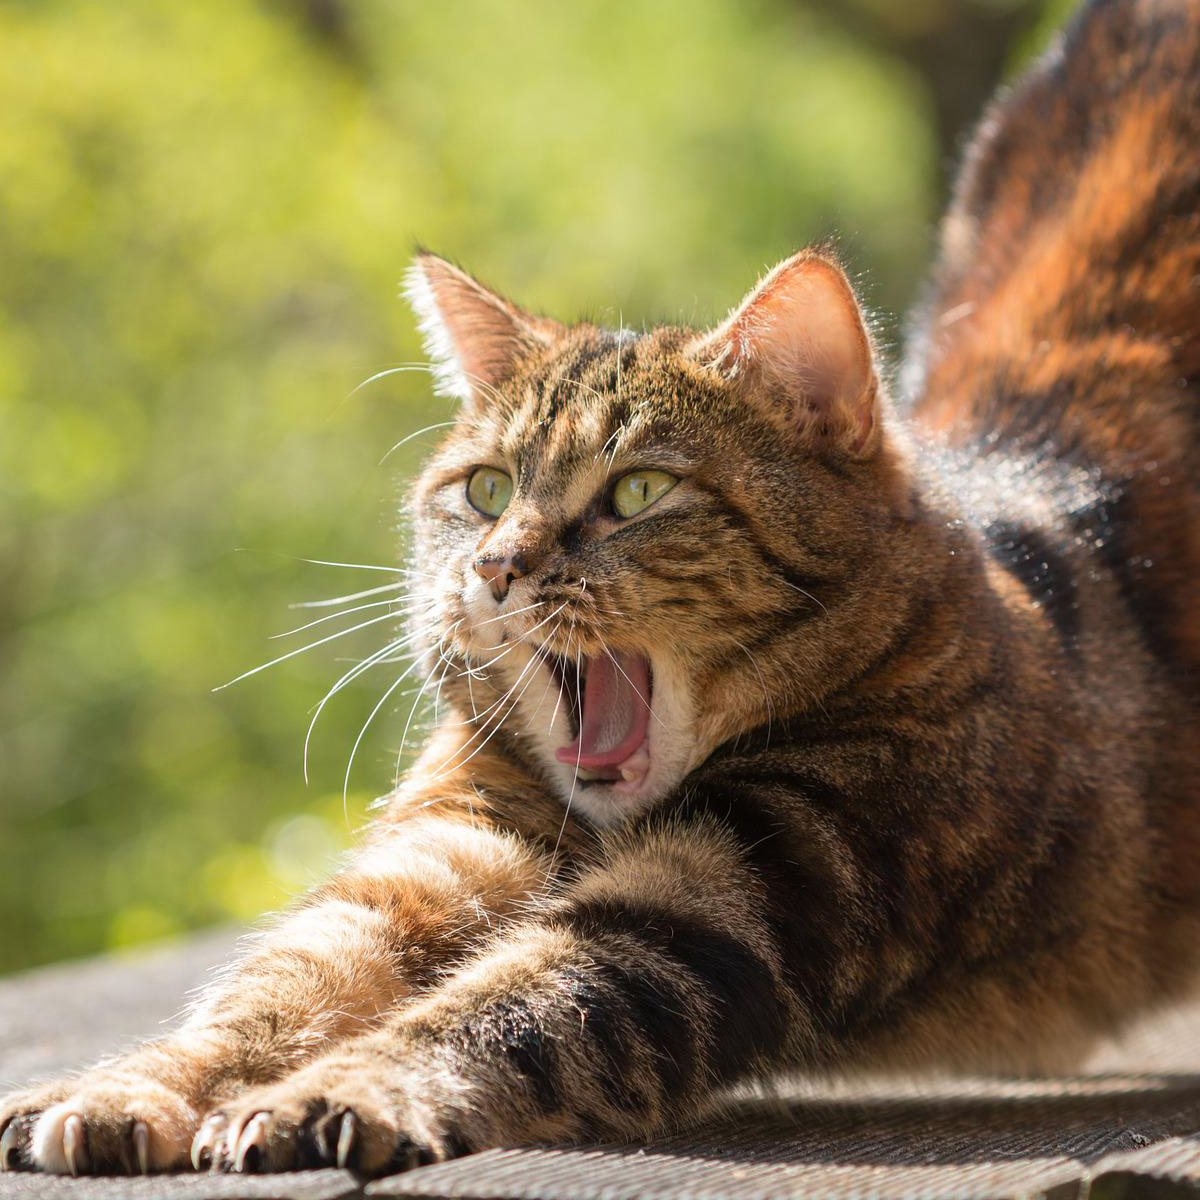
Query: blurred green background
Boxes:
[{"xmin": 0, "ymin": 0, "xmax": 1074, "ymax": 974}]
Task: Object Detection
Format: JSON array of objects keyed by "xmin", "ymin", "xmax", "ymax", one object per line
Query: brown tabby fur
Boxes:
[{"xmin": 4, "ymin": 0, "xmax": 1200, "ymax": 1178}]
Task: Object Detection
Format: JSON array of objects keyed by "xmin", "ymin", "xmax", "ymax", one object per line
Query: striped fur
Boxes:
[{"xmin": 4, "ymin": 0, "xmax": 1200, "ymax": 1178}]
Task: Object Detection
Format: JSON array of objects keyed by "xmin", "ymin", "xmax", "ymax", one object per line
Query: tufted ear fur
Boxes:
[
  {"xmin": 403, "ymin": 253, "xmax": 564, "ymax": 408},
  {"xmin": 687, "ymin": 250, "xmax": 881, "ymax": 456}
]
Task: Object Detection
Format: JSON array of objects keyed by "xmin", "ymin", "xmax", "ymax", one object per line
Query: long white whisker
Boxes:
[
  {"xmin": 293, "ymin": 581, "xmax": 410, "ymax": 609},
  {"xmin": 302, "ymin": 617, "xmax": 442, "ymax": 782},
  {"xmin": 379, "ymin": 421, "xmax": 459, "ymax": 465},
  {"xmin": 272, "ymin": 595, "xmax": 428, "ymax": 639},
  {"xmin": 548, "ymin": 605, "xmax": 578, "ymax": 739},
  {"xmin": 296, "ymin": 557, "xmax": 407, "ymax": 575},
  {"xmin": 351, "ymin": 361, "xmax": 512, "ymax": 410},
  {"xmin": 349, "ymin": 363, "xmax": 437, "ymax": 395},
  {"xmin": 214, "ymin": 609, "xmax": 406, "ymax": 691},
  {"xmin": 465, "ymin": 651, "xmax": 480, "ymax": 719},
  {"xmin": 461, "ymin": 602, "xmax": 567, "ymax": 676},
  {"xmin": 429, "ymin": 647, "xmax": 457, "ymax": 733},
  {"xmin": 393, "ymin": 622, "xmax": 462, "ymax": 779},
  {"xmin": 524, "ymin": 618, "xmax": 565, "ymax": 734},
  {"xmin": 445, "ymin": 642, "xmax": 550, "ymax": 776},
  {"xmin": 449, "ymin": 599, "xmax": 548, "ymax": 684},
  {"xmin": 342, "ymin": 656, "xmax": 426, "ymax": 810},
  {"xmin": 551, "ymin": 643, "xmax": 586, "ymax": 863},
  {"xmin": 471, "ymin": 598, "xmax": 545, "ymax": 630},
  {"xmin": 430, "ymin": 644, "xmax": 547, "ymax": 781},
  {"xmin": 305, "ymin": 638, "xmax": 403, "ymax": 784},
  {"xmin": 442, "ymin": 614, "xmax": 565, "ymax": 728}
]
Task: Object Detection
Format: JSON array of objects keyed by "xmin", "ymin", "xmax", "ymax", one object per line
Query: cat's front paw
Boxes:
[
  {"xmin": 207, "ymin": 1053, "xmax": 469, "ymax": 1177},
  {"xmin": 0, "ymin": 1072, "xmax": 199, "ymax": 1175}
]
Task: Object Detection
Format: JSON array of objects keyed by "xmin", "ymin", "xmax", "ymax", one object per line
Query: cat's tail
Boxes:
[{"xmin": 908, "ymin": 0, "xmax": 1200, "ymax": 681}]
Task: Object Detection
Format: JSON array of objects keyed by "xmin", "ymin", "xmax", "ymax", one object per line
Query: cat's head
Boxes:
[{"xmin": 404, "ymin": 249, "xmax": 913, "ymax": 825}]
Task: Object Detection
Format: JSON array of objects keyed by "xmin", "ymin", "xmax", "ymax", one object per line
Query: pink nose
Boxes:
[{"xmin": 473, "ymin": 552, "xmax": 531, "ymax": 602}]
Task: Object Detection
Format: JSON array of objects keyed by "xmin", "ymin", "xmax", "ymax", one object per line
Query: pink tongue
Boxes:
[{"xmin": 556, "ymin": 652, "xmax": 650, "ymax": 769}]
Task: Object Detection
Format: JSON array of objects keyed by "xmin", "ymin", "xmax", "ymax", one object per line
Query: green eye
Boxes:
[
  {"xmin": 466, "ymin": 467, "xmax": 513, "ymax": 518},
  {"xmin": 611, "ymin": 469, "xmax": 678, "ymax": 519}
]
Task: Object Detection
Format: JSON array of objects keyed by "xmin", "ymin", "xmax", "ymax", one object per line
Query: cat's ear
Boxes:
[
  {"xmin": 403, "ymin": 253, "xmax": 564, "ymax": 406},
  {"xmin": 687, "ymin": 251, "xmax": 881, "ymax": 456}
]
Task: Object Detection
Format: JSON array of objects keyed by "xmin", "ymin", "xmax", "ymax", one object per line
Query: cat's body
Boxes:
[{"xmin": 4, "ymin": 0, "xmax": 1200, "ymax": 1178}]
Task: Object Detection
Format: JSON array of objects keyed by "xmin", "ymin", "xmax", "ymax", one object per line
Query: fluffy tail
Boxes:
[{"xmin": 908, "ymin": 0, "xmax": 1200, "ymax": 681}]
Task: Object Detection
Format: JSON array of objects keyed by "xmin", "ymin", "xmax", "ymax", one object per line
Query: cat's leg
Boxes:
[
  {"xmin": 209, "ymin": 818, "xmax": 798, "ymax": 1175},
  {"xmin": 0, "ymin": 799, "xmax": 554, "ymax": 1176}
]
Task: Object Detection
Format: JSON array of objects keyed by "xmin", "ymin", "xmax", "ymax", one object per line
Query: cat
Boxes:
[{"xmin": 4, "ymin": 0, "xmax": 1200, "ymax": 1178}]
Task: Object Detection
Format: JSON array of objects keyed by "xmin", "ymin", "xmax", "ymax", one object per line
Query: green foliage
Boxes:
[{"xmin": 0, "ymin": 0, "xmax": 1063, "ymax": 973}]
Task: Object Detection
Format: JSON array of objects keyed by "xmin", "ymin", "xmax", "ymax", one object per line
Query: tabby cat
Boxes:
[{"xmin": 4, "ymin": 0, "xmax": 1200, "ymax": 1177}]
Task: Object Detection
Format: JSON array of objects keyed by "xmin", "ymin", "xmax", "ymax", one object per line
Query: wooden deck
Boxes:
[{"xmin": 2, "ymin": 931, "xmax": 1200, "ymax": 1199}]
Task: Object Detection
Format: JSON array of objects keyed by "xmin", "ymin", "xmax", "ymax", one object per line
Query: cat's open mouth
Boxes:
[{"xmin": 546, "ymin": 651, "xmax": 653, "ymax": 792}]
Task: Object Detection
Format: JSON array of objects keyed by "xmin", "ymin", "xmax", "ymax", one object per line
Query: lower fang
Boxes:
[{"xmin": 620, "ymin": 766, "xmax": 641, "ymax": 782}]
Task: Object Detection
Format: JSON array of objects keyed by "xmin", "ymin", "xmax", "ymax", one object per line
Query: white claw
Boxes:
[
  {"xmin": 191, "ymin": 1115, "xmax": 224, "ymax": 1171},
  {"xmin": 1, "ymin": 1121, "xmax": 20, "ymax": 1171},
  {"xmin": 234, "ymin": 1112, "xmax": 269, "ymax": 1173},
  {"xmin": 62, "ymin": 1114, "xmax": 86, "ymax": 1177},
  {"xmin": 132, "ymin": 1120, "xmax": 150, "ymax": 1174},
  {"xmin": 335, "ymin": 1112, "xmax": 357, "ymax": 1170}
]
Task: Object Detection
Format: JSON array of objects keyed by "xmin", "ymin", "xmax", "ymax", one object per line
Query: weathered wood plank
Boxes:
[{"xmin": 4, "ymin": 933, "xmax": 1200, "ymax": 1199}]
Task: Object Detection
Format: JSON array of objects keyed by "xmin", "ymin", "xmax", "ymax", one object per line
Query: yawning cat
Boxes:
[{"xmin": 4, "ymin": 0, "xmax": 1200, "ymax": 1177}]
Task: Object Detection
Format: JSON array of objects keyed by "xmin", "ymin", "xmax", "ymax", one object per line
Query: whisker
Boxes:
[
  {"xmin": 342, "ymin": 655, "xmax": 427, "ymax": 810},
  {"xmin": 777, "ymin": 577, "xmax": 828, "ymax": 614},
  {"xmin": 214, "ymin": 609, "xmax": 408, "ymax": 691},
  {"xmin": 550, "ymin": 643, "xmax": 586, "ymax": 863},
  {"xmin": 393, "ymin": 622, "xmax": 462, "ymax": 779},
  {"xmin": 594, "ymin": 424, "xmax": 622, "ymax": 467},
  {"xmin": 442, "ymin": 615, "xmax": 565, "ymax": 728},
  {"xmin": 600, "ymin": 645, "xmax": 668, "ymax": 730},
  {"xmin": 293, "ymin": 580, "xmax": 409, "ymax": 609},
  {"xmin": 379, "ymin": 421, "xmax": 459, "ymax": 465},
  {"xmin": 302, "ymin": 618, "xmax": 441, "ymax": 783},
  {"xmin": 732, "ymin": 637, "xmax": 774, "ymax": 750},
  {"xmin": 560, "ymin": 375, "xmax": 606, "ymax": 402},
  {"xmin": 272, "ymin": 595, "xmax": 429, "ymax": 640},
  {"xmin": 472, "ymin": 598, "xmax": 545, "ymax": 630},
  {"xmin": 430, "ymin": 643, "xmax": 548, "ymax": 780},
  {"xmin": 429, "ymin": 645, "xmax": 457, "ymax": 731},
  {"xmin": 349, "ymin": 362, "xmax": 440, "ymax": 396},
  {"xmin": 459, "ymin": 602, "xmax": 568, "ymax": 676},
  {"xmin": 352, "ymin": 361, "xmax": 511, "ymax": 411},
  {"xmin": 523, "ymin": 617, "xmax": 566, "ymax": 734},
  {"xmin": 295, "ymin": 557, "xmax": 407, "ymax": 575},
  {"xmin": 548, "ymin": 600, "xmax": 580, "ymax": 739}
]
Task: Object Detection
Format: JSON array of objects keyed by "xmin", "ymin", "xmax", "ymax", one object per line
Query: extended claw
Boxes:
[
  {"xmin": 335, "ymin": 1111, "xmax": 357, "ymax": 1170},
  {"xmin": 233, "ymin": 1112, "xmax": 269, "ymax": 1173},
  {"xmin": 1, "ymin": 1120, "xmax": 21, "ymax": 1171},
  {"xmin": 62, "ymin": 1113, "xmax": 89, "ymax": 1177},
  {"xmin": 131, "ymin": 1120, "xmax": 150, "ymax": 1174},
  {"xmin": 191, "ymin": 1114, "xmax": 225, "ymax": 1171}
]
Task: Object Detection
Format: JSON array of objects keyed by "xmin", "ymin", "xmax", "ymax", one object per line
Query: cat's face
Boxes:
[{"xmin": 405, "ymin": 251, "xmax": 904, "ymax": 824}]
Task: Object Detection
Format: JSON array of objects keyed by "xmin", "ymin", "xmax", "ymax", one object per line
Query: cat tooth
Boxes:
[{"xmin": 617, "ymin": 744, "xmax": 651, "ymax": 783}]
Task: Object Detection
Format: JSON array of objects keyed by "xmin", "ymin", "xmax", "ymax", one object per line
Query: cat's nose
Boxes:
[{"xmin": 473, "ymin": 552, "xmax": 532, "ymax": 602}]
